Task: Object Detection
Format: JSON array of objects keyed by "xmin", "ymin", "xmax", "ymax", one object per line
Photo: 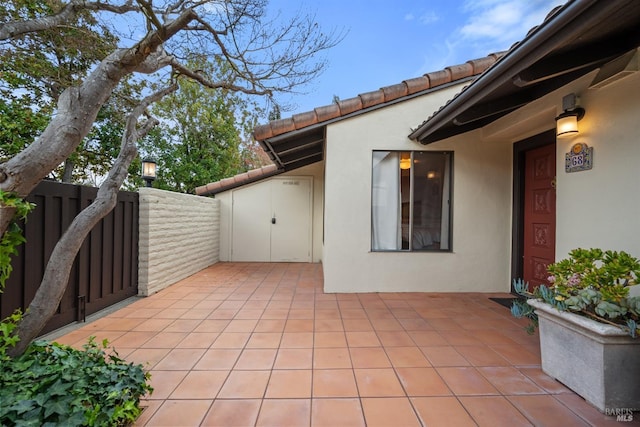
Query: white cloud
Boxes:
[
  {"xmin": 405, "ymin": 13, "xmax": 415, "ymax": 21},
  {"xmin": 419, "ymin": 11, "xmax": 439, "ymax": 25},
  {"xmin": 454, "ymin": 0, "xmax": 566, "ymax": 56}
]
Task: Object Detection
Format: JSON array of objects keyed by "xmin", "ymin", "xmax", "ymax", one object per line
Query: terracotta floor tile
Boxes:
[
  {"xmin": 342, "ymin": 318, "xmax": 374, "ymax": 332},
  {"xmin": 194, "ymin": 349, "xmax": 241, "ymax": 370},
  {"xmin": 234, "ymin": 348, "xmax": 277, "ymax": 370},
  {"xmin": 261, "ymin": 308, "xmax": 289, "ymax": 319},
  {"xmin": 147, "ymin": 370, "xmax": 189, "ymax": 400},
  {"xmin": 201, "ymin": 399, "xmax": 261, "ymax": 427},
  {"xmin": 354, "ymin": 368, "xmax": 405, "ymax": 397},
  {"xmin": 152, "ymin": 307, "xmax": 189, "ymax": 319},
  {"xmin": 265, "ymin": 369, "xmax": 312, "ymax": 398},
  {"xmin": 211, "ymin": 332, "xmax": 251, "ymax": 348},
  {"xmin": 314, "ymin": 319, "xmax": 344, "ymax": 331},
  {"xmin": 472, "ymin": 328, "xmax": 519, "ymax": 345},
  {"xmin": 246, "ymin": 332, "xmax": 282, "ymax": 348},
  {"xmin": 234, "ymin": 309, "xmax": 264, "ymax": 319},
  {"xmin": 366, "ymin": 308, "xmax": 394, "ymax": 319},
  {"xmin": 193, "ymin": 319, "xmax": 231, "ymax": 333},
  {"xmin": 396, "ymin": 367, "xmax": 452, "ymax": 396},
  {"xmin": 455, "ymin": 345, "xmax": 511, "ymax": 366},
  {"xmin": 518, "ymin": 367, "xmax": 573, "ymax": 394},
  {"xmin": 285, "ymin": 319, "xmax": 315, "ymax": 332},
  {"xmin": 553, "ymin": 394, "xmax": 628, "ymax": 427},
  {"xmin": 248, "ymin": 318, "xmax": 283, "ymax": 333},
  {"xmin": 345, "ymin": 331, "xmax": 381, "ymax": 347},
  {"xmin": 443, "ymin": 330, "xmax": 485, "ymax": 346},
  {"xmin": 314, "ymin": 331, "xmax": 347, "ymax": 348},
  {"xmin": 133, "ymin": 399, "xmax": 162, "ymax": 426},
  {"xmin": 408, "ymin": 330, "xmax": 448, "ymax": 346},
  {"xmin": 420, "ymin": 346, "xmax": 470, "ymax": 367},
  {"xmin": 132, "ymin": 318, "xmax": 175, "ymax": 332},
  {"xmin": 411, "ymin": 396, "xmax": 477, "ymax": 427},
  {"xmin": 175, "ymin": 332, "xmax": 219, "ymax": 349},
  {"xmin": 398, "ymin": 318, "xmax": 432, "ymax": 331},
  {"xmin": 109, "ymin": 331, "xmax": 156, "ymax": 348},
  {"xmin": 361, "ymin": 397, "xmax": 421, "ymax": 427},
  {"xmin": 340, "ymin": 308, "xmax": 368, "ymax": 319},
  {"xmin": 126, "ymin": 348, "xmax": 170, "ymax": 370},
  {"xmin": 311, "ymin": 398, "xmax": 365, "ymax": 427},
  {"xmin": 376, "ymin": 330, "xmax": 415, "ymax": 347},
  {"xmin": 146, "ymin": 399, "xmax": 212, "ymax": 426},
  {"xmin": 349, "ymin": 347, "xmax": 391, "ymax": 368},
  {"xmin": 281, "ymin": 332, "xmax": 314, "ymax": 348},
  {"xmin": 274, "ymin": 348, "xmax": 313, "ymax": 369},
  {"xmin": 169, "ymin": 370, "xmax": 229, "ymax": 399},
  {"xmin": 124, "ymin": 308, "xmax": 163, "ymax": 319},
  {"xmin": 164, "ymin": 319, "xmax": 202, "ymax": 333},
  {"xmin": 508, "ymin": 395, "xmax": 592, "ymax": 427},
  {"xmin": 491, "ymin": 344, "xmax": 541, "ymax": 365},
  {"xmin": 217, "ymin": 370, "xmax": 270, "ymax": 398},
  {"xmin": 208, "ymin": 308, "xmax": 239, "ymax": 319},
  {"xmin": 315, "ymin": 309, "xmax": 341, "ymax": 319},
  {"xmin": 385, "ymin": 346, "xmax": 431, "ymax": 367},
  {"xmin": 140, "ymin": 332, "xmax": 188, "ymax": 349},
  {"xmin": 154, "ymin": 348, "xmax": 206, "ymax": 370},
  {"xmin": 370, "ymin": 318, "xmax": 404, "ymax": 331},
  {"xmin": 224, "ymin": 319, "xmax": 258, "ymax": 332},
  {"xmin": 180, "ymin": 308, "xmax": 215, "ymax": 320},
  {"xmin": 312, "ymin": 369, "xmax": 359, "ymax": 397},
  {"xmin": 459, "ymin": 396, "xmax": 533, "ymax": 427},
  {"xmin": 478, "ymin": 366, "xmax": 546, "ymax": 395},
  {"xmin": 313, "ymin": 348, "xmax": 352, "ymax": 369},
  {"xmin": 436, "ymin": 367, "xmax": 500, "ymax": 395},
  {"xmin": 256, "ymin": 399, "xmax": 311, "ymax": 427}
]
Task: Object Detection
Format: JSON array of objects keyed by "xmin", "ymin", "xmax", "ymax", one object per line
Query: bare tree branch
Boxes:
[{"xmin": 0, "ymin": 0, "xmax": 139, "ymax": 40}]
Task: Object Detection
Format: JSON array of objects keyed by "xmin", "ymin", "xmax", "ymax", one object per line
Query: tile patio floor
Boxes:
[{"xmin": 52, "ymin": 262, "xmax": 635, "ymax": 426}]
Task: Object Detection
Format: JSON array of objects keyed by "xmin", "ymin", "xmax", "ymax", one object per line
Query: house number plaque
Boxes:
[{"xmin": 565, "ymin": 143, "xmax": 593, "ymax": 173}]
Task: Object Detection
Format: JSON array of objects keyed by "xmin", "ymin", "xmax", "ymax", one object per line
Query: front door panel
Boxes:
[{"xmin": 523, "ymin": 143, "xmax": 556, "ymax": 289}]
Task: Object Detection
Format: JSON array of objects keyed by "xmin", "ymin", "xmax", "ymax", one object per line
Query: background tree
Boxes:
[
  {"xmin": 0, "ymin": 0, "xmax": 341, "ymax": 356},
  {"xmin": 0, "ymin": 0, "xmax": 121, "ymax": 182},
  {"xmin": 140, "ymin": 56, "xmax": 270, "ymax": 194}
]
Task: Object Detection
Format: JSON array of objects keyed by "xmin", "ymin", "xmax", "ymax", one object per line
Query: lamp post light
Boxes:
[{"xmin": 141, "ymin": 158, "xmax": 157, "ymax": 187}]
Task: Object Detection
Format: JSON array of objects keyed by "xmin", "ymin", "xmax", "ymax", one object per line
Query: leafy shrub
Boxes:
[{"xmin": 0, "ymin": 316, "xmax": 152, "ymax": 426}]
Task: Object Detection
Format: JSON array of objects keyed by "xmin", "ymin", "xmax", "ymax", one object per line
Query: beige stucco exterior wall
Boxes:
[
  {"xmin": 138, "ymin": 187, "xmax": 220, "ymax": 295},
  {"xmin": 552, "ymin": 71, "xmax": 640, "ymax": 259},
  {"xmin": 216, "ymin": 162, "xmax": 325, "ymax": 263},
  {"xmin": 323, "ymin": 82, "xmax": 514, "ymax": 293}
]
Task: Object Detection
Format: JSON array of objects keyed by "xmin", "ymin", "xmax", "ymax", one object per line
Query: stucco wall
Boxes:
[
  {"xmin": 323, "ymin": 83, "xmax": 514, "ymax": 293},
  {"xmin": 554, "ymin": 71, "xmax": 640, "ymax": 259},
  {"xmin": 216, "ymin": 162, "xmax": 324, "ymax": 263},
  {"xmin": 138, "ymin": 187, "xmax": 220, "ymax": 295}
]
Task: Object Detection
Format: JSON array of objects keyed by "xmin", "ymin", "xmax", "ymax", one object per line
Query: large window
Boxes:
[{"xmin": 372, "ymin": 151, "xmax": 452, "ymax": 251}]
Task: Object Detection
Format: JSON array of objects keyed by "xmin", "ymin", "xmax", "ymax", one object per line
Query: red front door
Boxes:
[{"xmin": 523, "ymin": 143, "xmax": 556, "ymax": 289}]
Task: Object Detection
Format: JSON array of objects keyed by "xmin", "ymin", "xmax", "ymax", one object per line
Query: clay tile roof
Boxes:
[{"xmin": 197, "ymin": 52, "xmax": 506, "ymax": 196}]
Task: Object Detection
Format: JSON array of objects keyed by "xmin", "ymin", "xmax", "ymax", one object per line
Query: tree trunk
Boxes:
[
  {"xmin": 61, "ymin": 159, "xmax": 75, "ymax": 183},
  {"xmin": 7, "ymin": 85, "xmax": 175, "ymax": 358}
]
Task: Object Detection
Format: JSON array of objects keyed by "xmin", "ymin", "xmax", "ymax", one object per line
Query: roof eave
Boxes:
[{"xmin": 408, "ymin": 0, "xmax": 615, "ymax": 144}]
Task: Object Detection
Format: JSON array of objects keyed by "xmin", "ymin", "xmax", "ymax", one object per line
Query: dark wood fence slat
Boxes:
[{"xmin": 0, "ymin": 182, "xmax": 139, "ymax": 334}]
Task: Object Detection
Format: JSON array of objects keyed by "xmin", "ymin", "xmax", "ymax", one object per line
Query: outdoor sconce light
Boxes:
[
  {"xmin": 141, "ymin": 158, "xmax": 157, "ymax": 187},
  {"xmin": 555, "ymin": 93, "xmax": 585, "ymax": 137},
  {"xmin": 399, "ymin": 158, "xmax": 412, "ymax": 170}
]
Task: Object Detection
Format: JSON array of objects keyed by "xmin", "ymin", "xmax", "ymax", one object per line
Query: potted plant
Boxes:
[{"xmin": 511, "ymin": 248, "xmax": 640, "ymax": 413}]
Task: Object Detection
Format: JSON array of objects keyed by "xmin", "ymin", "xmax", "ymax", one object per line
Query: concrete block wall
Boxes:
[{"xmin": 138, "ymin": 187, "xmax": 220, "ymax": 296}]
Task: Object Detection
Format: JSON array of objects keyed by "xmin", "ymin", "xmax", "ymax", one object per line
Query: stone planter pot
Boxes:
[{"xmin": 528, "ymin": 299, "xmax": 640, "ymax": 413}]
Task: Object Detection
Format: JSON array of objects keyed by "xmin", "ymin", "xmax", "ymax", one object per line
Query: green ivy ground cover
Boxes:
[{"xmin": 0, "ymin": 331, "xmax": 152, "ymax": 427}]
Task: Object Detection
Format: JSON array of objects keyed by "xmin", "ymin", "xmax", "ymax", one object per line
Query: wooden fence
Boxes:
[{"xmin": 0, "ymin": 180, "xmax": 139, "ymax": 335}]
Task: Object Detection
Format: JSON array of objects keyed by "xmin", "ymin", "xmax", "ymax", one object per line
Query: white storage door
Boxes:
[
  {"xmin": 271, "ymin": 177, "xmax": 312, "ymax": 262},
  {"xmin": 231, "ymin": 177, "xmax": 312, "ymax": 262}
]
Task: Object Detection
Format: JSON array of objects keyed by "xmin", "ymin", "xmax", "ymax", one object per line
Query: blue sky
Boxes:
[{"xmin": 270, "ymin": 0, "xmax": 565, "ymax": 116}]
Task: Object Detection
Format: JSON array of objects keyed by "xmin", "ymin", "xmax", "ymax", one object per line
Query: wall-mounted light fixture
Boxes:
[
  {"xmin": 141, "ymin": 158, "xmax": 157, "ymax": 187},
  {"xmin": 399, "ymin": 157, "xmax": 412, "ymax": 170},
  {"xmin": 555, "ymin": 93, "xmax": 585, "ymax": 137}
]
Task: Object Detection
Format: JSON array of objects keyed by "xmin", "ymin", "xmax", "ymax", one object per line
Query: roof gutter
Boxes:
[{"xmin": 408, "ymin": 0, "xmax": 614, "ymax": 143}]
